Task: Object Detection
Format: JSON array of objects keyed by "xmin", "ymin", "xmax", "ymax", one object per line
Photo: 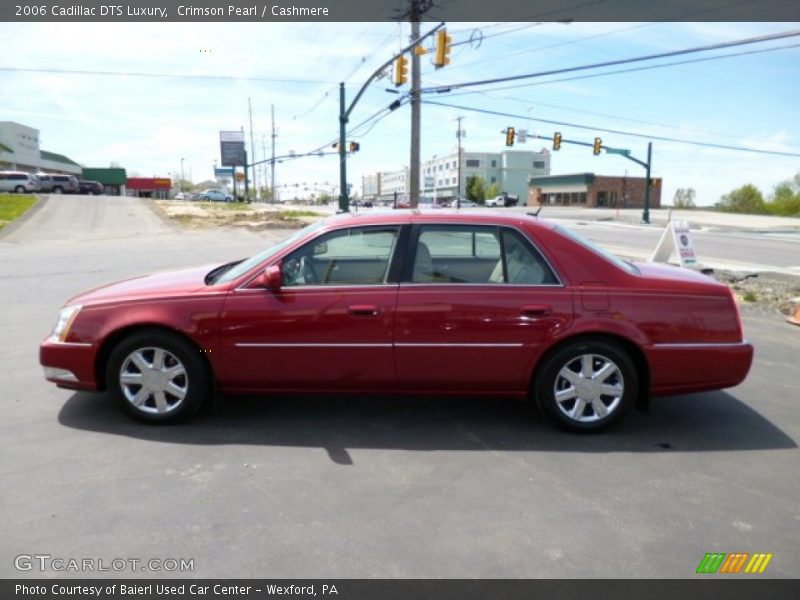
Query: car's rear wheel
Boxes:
[
  {"xmin": 52, "ymin": 187, "xmax": 63, "ymax": 194},
  {"xmin": 106, "ymin": 330, "xmax": 210, "ymax": 423},
  {"xmin": 534, "ymin": 339, "xmax": 637, "ymax": 432}
]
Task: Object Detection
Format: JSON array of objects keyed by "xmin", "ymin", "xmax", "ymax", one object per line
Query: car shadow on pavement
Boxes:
[{"xmin": 58, "ymin": 390, "xmax": 796, "ymax": 463}]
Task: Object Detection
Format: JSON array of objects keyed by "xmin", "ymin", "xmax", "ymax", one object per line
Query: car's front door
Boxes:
[
  {"xmin": 218, "ymin": 225, "xmax": 404, "ymax": 392},
  {"xmin": 394, "ymin": 223, "xmax": 573, "ymax": 393}
]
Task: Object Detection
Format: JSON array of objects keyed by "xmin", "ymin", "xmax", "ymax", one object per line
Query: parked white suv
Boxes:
[
  {"xmin": 0, "ymin": 171, "xmax": 39, "ymax": 193},
  {"xmin": 34, "ymin": 173, "xmax": 80, "ymax": 194}
]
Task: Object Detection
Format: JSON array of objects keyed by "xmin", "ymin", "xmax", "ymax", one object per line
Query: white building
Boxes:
[
  {"xmin": 361, "ymin": 148, "xmax": 550, "ymax": 202},
  {"xmin": 0, "ymin": 121, "xmax": 82, "ymax": 175},
  {"xmin": 422, "ymin": 148, "xmax": 550, "ymax": 200}
]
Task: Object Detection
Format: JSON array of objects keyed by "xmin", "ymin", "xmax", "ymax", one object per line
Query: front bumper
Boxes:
[{"xmin": 40, "ymin": 337, "xmax": 99, "ymax": 391}]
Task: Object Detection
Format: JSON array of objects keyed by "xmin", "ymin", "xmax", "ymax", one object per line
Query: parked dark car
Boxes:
[
  {"xmin": 79, "ymin": 180, "xmax": 104, "ymax": 195},
  {"xmin": 35, "ymin": 173, "xmax": 80, "ymax": 194}
]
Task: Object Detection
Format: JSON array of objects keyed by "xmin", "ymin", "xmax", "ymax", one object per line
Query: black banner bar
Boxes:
[
  {"xmin": 4, "ymin": 579, "xmax": 800, "ymax": 600},
  {"xmin": 3, "ymin": 0, "xmax": 800, "ymax": 22}
]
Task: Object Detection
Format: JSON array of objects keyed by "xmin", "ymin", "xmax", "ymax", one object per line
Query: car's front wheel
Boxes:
[
  {"xmin": 14, "ymin": 185, "xmax": 25, "ymax": 193},
  {"xmin": 106, "ymin": 330, "xmax": 211, "ymax": 423},
  {"xmin": 52, "ymin": 187, "xmax": 63, "ymax": 194},
  {"xmin": 534, "ymin": 338, "xmax": 637, "ymax": 432}
]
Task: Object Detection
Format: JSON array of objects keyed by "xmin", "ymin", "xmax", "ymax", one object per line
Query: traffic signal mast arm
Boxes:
[{"xmin": 343, "ymin": 22, "xmax": 444, "ymax": 121}]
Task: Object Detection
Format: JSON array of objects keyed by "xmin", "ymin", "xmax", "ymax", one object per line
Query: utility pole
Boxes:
[
  {"xmin": 270, "ymin": 103, "xmax": 277, "ymax": 203},
  {"xmin": 409, "ymin": 0, "xmax": 421, "ymax": 208},
  {"xmin": 642, "ymin": 141, "xmax": 652, "ymax": 224},
  {"xmin": 455, "ymin": 115, "xmax": 464, "ymax": 207},
  {"xmin": 261, "ymin": 133, "xmax": 267, "ymax": 203},
  {"xmin": 338, "ymin": 82, "xmax": 348, "ymax": 212},
  {"xmin": 248, "ymin": 97, "xmax": 257, "ymax": 201},
  {"xmin": 180, "ymin": 157, "xmax": 185, "ymax": 191},
  {"xmin": 241, "ymin": 126, "xmax": 249, "ymax": 201}
]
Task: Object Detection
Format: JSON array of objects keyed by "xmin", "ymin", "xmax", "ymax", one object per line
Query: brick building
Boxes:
[{"xmin": 528, "ymin": 173, "xmax": 661, "ymax": 209}]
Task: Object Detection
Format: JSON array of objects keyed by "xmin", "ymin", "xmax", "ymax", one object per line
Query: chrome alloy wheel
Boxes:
[
  {"xmin": 119, "ymin": 347, "xmax": 188, "ymax": 415},
  {"xmin": 553, "ymin": 353, "xmax": 624, "ymax": 423}
]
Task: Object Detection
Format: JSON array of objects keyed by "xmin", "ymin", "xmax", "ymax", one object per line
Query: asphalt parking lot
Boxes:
[{"xmin": 1, "ymin": 196, "xmax": 798, "ymax": 578}]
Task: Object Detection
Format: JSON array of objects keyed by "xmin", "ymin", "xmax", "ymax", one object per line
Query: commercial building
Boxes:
[
  {"xmin": 423, "ymin": 149, "xmax": 550, "ymax": 201},
  {"xmin": 528, "ymin": 173, "xmax": 662, "ymax": 209},
  {"xmin": 126, "ymin": 177, "xmax": 172, "ymax": 199},
  {"xmin": 0, "ymin": 121, "xmax": 81, "ymax": 175},
  {"xmin": 362, "ymin": 148, "xmax": 550, "ymax": 203},
  {"xmin": 81, "ymin": 167, "xmax": 128, "ymax": 196}
]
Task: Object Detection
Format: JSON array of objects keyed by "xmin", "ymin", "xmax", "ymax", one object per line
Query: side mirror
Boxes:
[
  {"xmin": 257, "ymin": 264, "xmax": 282, "ymax": 290},
  {"xmin": 312, "ymin": 241, "xmax": 328, "ymax": 256}
]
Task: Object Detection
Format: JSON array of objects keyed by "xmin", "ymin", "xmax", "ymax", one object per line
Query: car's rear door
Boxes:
[
  {"xmin": 394, "ymin": 223, "xmax": 573, "ymax": 392},
  {"xmin": 218, "ymin": 225, "xmax": 407, "ymax": 392}
]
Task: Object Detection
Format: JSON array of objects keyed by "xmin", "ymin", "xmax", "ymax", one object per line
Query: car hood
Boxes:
[{"xmin": 67, "ymin": 264, "xmax": 219, "ymax": 306}]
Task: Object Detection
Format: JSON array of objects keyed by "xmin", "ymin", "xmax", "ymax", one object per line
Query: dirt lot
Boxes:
[
  {"xmin": 152, "ymin": 200, "xmax": 323, "ymax": 231},
  {"xmin": 711, "ymin": 269, "xmax": 800, "ymax": 320}
]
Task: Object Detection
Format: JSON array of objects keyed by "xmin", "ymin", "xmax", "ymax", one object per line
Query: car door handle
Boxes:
[
  {"xmin": 348, "ymin": 305, "xmax": 381, "ymax": 317},
  {"xmin": 521, "ymin": 304, "xmax": 552, "ymax": 317}
]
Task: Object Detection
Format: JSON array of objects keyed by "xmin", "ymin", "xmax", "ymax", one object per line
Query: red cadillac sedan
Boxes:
[{"xmin": 40, "ymin": 211, "xmax": 753, "ymax": 431}]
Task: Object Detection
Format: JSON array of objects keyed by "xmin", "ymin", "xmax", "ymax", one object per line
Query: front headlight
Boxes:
[{"xmin": 51, "ymin": 305, "xmax": 82, "ymax": 342}]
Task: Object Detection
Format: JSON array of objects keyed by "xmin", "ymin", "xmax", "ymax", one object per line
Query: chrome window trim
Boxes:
[{"xmin": 232, "ymin": 284, "xmax": 399, "ymax": 294}]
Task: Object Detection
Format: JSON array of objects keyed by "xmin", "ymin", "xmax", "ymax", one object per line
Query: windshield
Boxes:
[
  {"xmin": 213, "ymin": 220, "xmax": 326, "ymax": 285},
  {"xmin": 554, "ymin": 224, "xmax": 639, "ymax": 275}
]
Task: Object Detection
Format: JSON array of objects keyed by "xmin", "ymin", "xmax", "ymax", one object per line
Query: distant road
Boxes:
[{"xmin": 565, "ymin": 221, "xmax": 800, "ymax": 274}]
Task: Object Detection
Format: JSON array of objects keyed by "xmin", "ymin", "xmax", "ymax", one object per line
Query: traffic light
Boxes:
[
  {"xmin": 394, "ymin": 55, "xmax": 408, "ymax": 86},
  {"xmin": 593, "ymin": 137, "xmax": 602, "ymax": 155},
  {"xmin": 553, "ymin": 132, "xmax": 562, "ymax": 151},
  {"xmin": 505, "ymin": 127, "xmax": 515, "ymax": 147},
  {"xmin": 349, "ymin": 142, "xmax": 360, "ymax": 153},
  {"xmin": 434, "ymin": 29, "xmax": 452, "ymax": 68}
]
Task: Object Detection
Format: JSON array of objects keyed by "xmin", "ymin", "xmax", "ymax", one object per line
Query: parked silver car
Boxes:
[
  {"xmin": 35, "ymin": 173, "xmax": 80, "ymax": 194},
  {"xmin": 0, "ymin": 171, "xmax": 39, "ymax": 193}
]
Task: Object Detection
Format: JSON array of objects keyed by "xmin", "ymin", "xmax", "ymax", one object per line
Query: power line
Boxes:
[
  {"xmin": 422, "ymin": 100, "xmax": 800, "ymax": 158},
  {"xmin": 421, "ymin": 29, "xmax": 800, "ymax": 94},
  {"xmin": 0, "ymin": 66, "xmax": 338, "ymax": 84},
  {"xmin": 443, "ymin": 0, "xmax": 759, "ymax": 73},
  {"xmin": 439, "ymin": 41, "xmax": 800, "ymax": 102}
]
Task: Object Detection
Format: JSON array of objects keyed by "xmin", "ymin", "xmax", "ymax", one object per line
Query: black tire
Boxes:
[
  {"xmin": 53, "ymin": 186, "xmax": 63, "ymax": 194},
  {"xmin": 533, "ymin": 338, "xmax": 637, "ymax": 432},
  {"xmin": 14, "ymin": 185, "xmax": 26, "ymax": 193},
  {"xmin": 106, "ymin": 329, "xmax": 211, "ymax": 423}
]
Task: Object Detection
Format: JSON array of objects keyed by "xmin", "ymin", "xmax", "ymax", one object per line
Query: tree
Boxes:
[
  {"xmin": 672, "ymin": 188, "xmax": 696, "ymax": 209},
  {"xmin": 768, "ymin": 172, "xmax": 800, "ymax": 217},
  {"xmin": 485, "ymin": 182, "xmax": 502, "ymax": 199},
  {"xmin": 718, "ymin": 184, "xmax": 767, "ymax": 214},
  {"xmin": 466, "ymin": 175, "xmax": 487, "ymax": 203}
]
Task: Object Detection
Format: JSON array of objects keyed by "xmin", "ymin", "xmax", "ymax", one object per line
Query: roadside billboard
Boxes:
[{"xmin": 220, "ymin": 131, "xmax": 246, "ymax": 167}]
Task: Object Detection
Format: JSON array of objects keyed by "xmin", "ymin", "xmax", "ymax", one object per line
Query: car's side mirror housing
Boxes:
[{"xmin": 257, "ymin": 264, "xmax": 282, "ymax": 290}]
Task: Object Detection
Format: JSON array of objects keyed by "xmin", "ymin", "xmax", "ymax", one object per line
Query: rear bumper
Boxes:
[
  {"xmin": 647, "ymin": 341, "xmax": 754, "ymax": 396},
  {"xmin": 39, "ymin": 337, "xmax": 99, "ymax": 391}
]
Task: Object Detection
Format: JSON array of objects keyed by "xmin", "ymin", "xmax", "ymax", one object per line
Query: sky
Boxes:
[{"xmin": 1, "ymin": 20, "xmax": 798, "ymax": 205}]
